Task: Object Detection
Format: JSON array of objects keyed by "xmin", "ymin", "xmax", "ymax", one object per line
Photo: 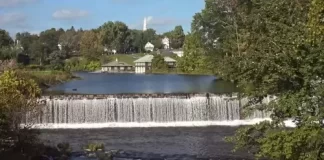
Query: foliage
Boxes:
[
  {"xmin": 0, "ymin": 59, "xmax": 17, "ymax": 72},
  {"xmin": 0, "ymin": 47, "xmax": 21, "ymax": 60},
  {"xmin": 178, "ymin": 32, "xmax": 212, "ymax": 74},
  {"xmin": 80, "ymin": 30, "xmax": 104, "ymax": 60},
  {"xmin": 170, "ymin": 26, "xmax": 185, "ymax": 49},
  {"xmin": 16, "ymin": 70, "xmax": 74, "ymax": 88},
  {"xmin": 83, "ymin": 143, "xmax": 105, "ymax": 152},
  {"xmin": 64, "ymin": 57, "xmax": 101, "ymax": 71},
  {"xmin": 99, "ymin": 21, "xmax": 131, "ymax": 53},
  {"xmin": 191, "ymin": 0, "xmax": 324, "ymax": 159},
  {"xmin": 0, "ymin": 29, "xmax": 13, "ymax": 47},
  {"xmin": 151, "ymin": 54, "xmax": 168, "ymax": 73},
  {"xmin": 0, "ymin": 70, "xmax": 41, "ymax": 156},
  {"xmin": 47, "ymin": 50, "xmax": 68, "ymax": 70}
]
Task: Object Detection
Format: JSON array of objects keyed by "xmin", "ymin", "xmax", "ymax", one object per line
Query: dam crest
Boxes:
[{"xmin": 28, "ymin": 93, "xmax": 273, "ymax": 129}]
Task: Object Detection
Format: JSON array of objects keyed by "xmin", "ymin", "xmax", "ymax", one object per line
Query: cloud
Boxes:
[
  {"xmin": 0, "ymin": 12, "xmax": 28, "ymax": 28},
  {"xmin": 0, "ymin": 0, "xmax": 38, "ymax": 7},
  {"xmin": 53, "ymin": 9, "xmax": 89, "ymax": 20}
]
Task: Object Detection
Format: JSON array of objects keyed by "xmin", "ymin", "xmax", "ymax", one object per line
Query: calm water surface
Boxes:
[{"xmin": 47, "ymin": 72, "xmax": 238, "ymax": 94}]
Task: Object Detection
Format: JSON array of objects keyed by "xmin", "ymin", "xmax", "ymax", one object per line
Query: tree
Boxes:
[
  {"xmin": 197, "ymin": 0, "xmax": 324, "ymax": 159},
  {"xmin": 170, "ymin": 26, "xmax": 185, "ymax": 49},
  {"xmin": 39, "ymin": 28, "xmax": 60, "ymax": 53},
  {"xmin": 178, "ymin": 33, "xmax": 210, "ymax": 73},
  {"xmin": 151, "ymin": 54, "xmax": 168, "ymax": 72},
  {"xmin": 59, "ymin": 26, "xmax": 83, "ymax": 55},
  {"xmin": 0, "ymin": 29, "xmax": 13, "ymax": 47},
  {"xmin": 80, "ymin": 30, "xmax": 102, "ymax": 60},
  {"xmin": 130, "ymin": 29, "xmax": 144, "ymax": 53},
  {"xmin": 0, "ymin": 70, "xmax": 41, "ymax": 154},
  {"xmin": 48, "ymin": 50, "xmax": 67, "ymax": 70},
  {"xmin": 15, "ymin": 32, "xmax": 39, "ymax": 54},
  {"xmin": 99, "ymin": 21, "xmax": 132, "ymax": 53},
  {"xmin": 28, "ymin": 40, "xmax": 46, "ymax": 65}
]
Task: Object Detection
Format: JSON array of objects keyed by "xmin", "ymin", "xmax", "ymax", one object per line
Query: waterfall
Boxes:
[{"xmin": 27, "ymin": 95, "xmax": 272, "ymax": 128}]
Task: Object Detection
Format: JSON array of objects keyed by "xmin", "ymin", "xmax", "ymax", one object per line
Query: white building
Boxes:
[
  {"xmin": 134, "ymin": 55, "xmax": 176, "ymax": 73},
  {"xmin": 57, "ymin": 44, "xmax": 62, "ymax": 50},
  {"xmin": 172, "ymin": 49, "xmax": 184, "ymax": 57},
  {"xmin": 144, "ymin": 42, "xmax": 154, "ymax": 52},
  {"xmin": 162, "ymin": 37, "xmax": 170, "ymax": 49}
]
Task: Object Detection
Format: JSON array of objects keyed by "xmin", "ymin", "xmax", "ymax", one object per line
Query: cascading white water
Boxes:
[{"xmin": 26, "ymin": 95, "xmax": 272, "ymax": 128}]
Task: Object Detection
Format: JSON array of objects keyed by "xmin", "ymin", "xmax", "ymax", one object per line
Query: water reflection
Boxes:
[{"xmin": 47, "ymin": 72, "xmax": 238, "ymax": 94}]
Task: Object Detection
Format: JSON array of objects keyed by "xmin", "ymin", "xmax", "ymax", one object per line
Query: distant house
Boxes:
[
  {"xmin": 144, "ymin": 42, "xmax": 154, "ymax": 52},
  {"xmin": 161, "ymin": 37, "xmax": 170, "ymax": 49},
  {"xmin": 171, "ymin": 49, "xmax": 184, "ymax": 57},
  {"xmin": 134, "ymin": 55, "xmax": 177, "ymax": 73},
  {"xmin": 101, "ymin": 58, "xmax": 133, "ymax": 73}
]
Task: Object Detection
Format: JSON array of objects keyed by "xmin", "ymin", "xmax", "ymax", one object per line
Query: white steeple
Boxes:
[{"xmin": 143, "ymin": 17, "xmax": 147, "ymax": 31}]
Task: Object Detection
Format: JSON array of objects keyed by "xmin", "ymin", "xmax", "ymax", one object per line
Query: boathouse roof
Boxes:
[{"xmin": 102, "ymin": 58, "xmax": 133, "ymax": 67}]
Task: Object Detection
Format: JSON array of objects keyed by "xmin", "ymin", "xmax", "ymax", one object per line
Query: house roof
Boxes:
[
  {"xmin": 157, "ymin": 49, "xmax": 176, "ymax": 57},
  {"xmin": 101, "ymin": 59, "xmax": 132, "ymax": 67},
  {"xmin": 134, "ymin": 55, "xmax": 154, "ymax": 63},
  {"xmin": 134, "ymin": 55, "xmax": 177, "ymax": 63},
  {"xmin": 145, "ymin": 42, "xmax": 154, "ymax": 48}
]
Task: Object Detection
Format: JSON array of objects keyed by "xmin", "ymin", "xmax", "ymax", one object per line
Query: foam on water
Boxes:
[{"xmin": 26, "ymin": 119, "xmax": 296, "ymax": 129}]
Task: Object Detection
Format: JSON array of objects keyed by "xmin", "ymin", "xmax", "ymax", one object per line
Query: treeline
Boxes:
[
  {"xmin": 182, "ymin": 0, "xmax": 324, "ymax": 159},
  {"xmin": 0, "ymin": 21, "xmax": 185, "ymax": 71}
]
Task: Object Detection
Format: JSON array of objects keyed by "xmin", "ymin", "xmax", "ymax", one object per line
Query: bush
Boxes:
[
  {"xmin": 64, "ymin": 57, "xmax": 101, "ymax": 71},
  {"xmin": 83, "ymin": 143, "xmax": 105, "ymax": 152}
]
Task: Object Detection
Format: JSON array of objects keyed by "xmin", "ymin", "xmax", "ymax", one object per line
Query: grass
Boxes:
[{"xmin": 108, "ymin": 53, "xmax": 146, "ymax": 65}]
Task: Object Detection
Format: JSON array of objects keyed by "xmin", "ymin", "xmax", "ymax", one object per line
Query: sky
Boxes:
[{"xmin": 0, "ymin": 0, "xmax": 205, "ymax": 37}]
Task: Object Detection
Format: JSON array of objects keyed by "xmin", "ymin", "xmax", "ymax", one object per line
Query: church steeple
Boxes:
[{"xmin": 143, "ymin": 17, "xmax": 147, "ymax": 31}]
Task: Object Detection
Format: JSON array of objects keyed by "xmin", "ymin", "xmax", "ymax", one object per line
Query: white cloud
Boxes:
[
  {"xmin": 0, "ymin": 0, "xmax": 37, "ymax": 7},
  {"xmin": 0, "ymin": 12, "xmax": 28, "ymax": 28},
  {"xmin": 53, "ymin": 9, "xmax": 89, "ymax": 20}
]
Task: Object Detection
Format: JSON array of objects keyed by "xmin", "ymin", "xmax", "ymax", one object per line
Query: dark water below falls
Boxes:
[{"xmin": 40, "ymin": 126, "xmax": 252, "ymax": 160}]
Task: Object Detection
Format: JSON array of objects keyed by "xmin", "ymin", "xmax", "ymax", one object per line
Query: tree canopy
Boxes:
[{"xmin": 189, "ymin": 0, "xmax": 324, "ymax": 159}]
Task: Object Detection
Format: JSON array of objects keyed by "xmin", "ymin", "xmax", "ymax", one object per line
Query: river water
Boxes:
[
  {"xmin": 40, "ymin": 126, "xmax": 251, "ymax": 159},
  {"xmin": 47, "ymin": 72, "xmax": 238, "ymax": 94}
]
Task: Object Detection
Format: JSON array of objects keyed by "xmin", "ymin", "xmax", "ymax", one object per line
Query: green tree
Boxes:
[
  {"xmin": 170, "ymin": 26, "xmax": 185, "ymax": 49},
  {"xmin": 99, "ymin": 21, "xmax": 131, "ymax": 53},
  {"xmin": 152, "ymin": 54, "xmax": 168, "ymax": 72},
  {"xmin": 130, "ymin": 29, "xmax": 144, "ymax": 53},
  {"xmin": 28, "ymin": 40, "xmax": 47, "ymax": 65},
  {"xmin": 178, "ymin": 33, "xmax": 210, "ymax": 74},
  {"xmin": 0, "ymin": 70, "xmax": 41, "ymax": 155},
  {"xmin": 197, "ymin": 0, "xmax": 324, "ymax": 159},
  {"xmin": 48, "ymin": 50, "xmax": 67, "ymax": 70},
  {"xmin": 80, "ymin": 30, "xmax": 103, "ymax": 60},
  {"xmin": 39, "ymin": 28, "xmax": 60, "ymax": 52},
  {"xmin": 15, "ymin": 32, "xmax": 39, "ymax": 53},
  {"xmin": 0, "ymin": 29, "xmax": 13, "ymax": 47}
]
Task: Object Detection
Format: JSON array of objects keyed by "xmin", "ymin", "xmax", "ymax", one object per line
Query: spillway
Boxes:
[{"xmin": 26, "ymin": 94, "xmax": 272, "ymax": 128}]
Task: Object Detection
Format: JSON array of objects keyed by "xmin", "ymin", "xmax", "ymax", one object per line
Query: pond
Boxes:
[{"xmin": 46, "ymin": 72, "xmax": 238, "ymax": 94}]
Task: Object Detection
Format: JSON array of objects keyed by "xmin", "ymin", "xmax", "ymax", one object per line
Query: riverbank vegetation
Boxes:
[{"xmin": 188, "ymin": 0, "xmax": 324, "ymax": 159}]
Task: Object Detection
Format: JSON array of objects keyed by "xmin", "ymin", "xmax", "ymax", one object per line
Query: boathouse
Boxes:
[
  {"xmin": 101, "ymin": 58, "xmax": 133, "ymax": 73},
  {"xmin": 134, "ymin": 55, "xmax": 176, "ymax": 73}
]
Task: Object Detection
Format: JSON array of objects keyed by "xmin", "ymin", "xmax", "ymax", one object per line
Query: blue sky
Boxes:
[{"xmin": 0, "ymin": 0, "xmax": 205, "ymax": 37}]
